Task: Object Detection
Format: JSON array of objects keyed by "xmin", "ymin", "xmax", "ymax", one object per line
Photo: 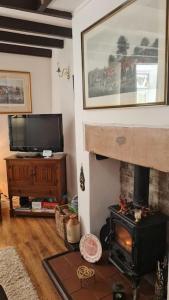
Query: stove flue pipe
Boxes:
[{"xmin": 133, "ymin": 165, "xmax": 150, "ymax": 208}]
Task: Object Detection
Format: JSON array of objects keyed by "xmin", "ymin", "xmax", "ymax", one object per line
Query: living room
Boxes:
[{"xmin": 0, "ymin": 0, "xmax": 168, "ymax": 299}]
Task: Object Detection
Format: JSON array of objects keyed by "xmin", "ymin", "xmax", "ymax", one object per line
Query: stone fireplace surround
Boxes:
[
  {"xmin": 85, "ymin": 124, "xmax": 169, "ymax": 214},
  {"xmin": 85, "ymin": 123, "xmax": 169, "ymax": 296}
]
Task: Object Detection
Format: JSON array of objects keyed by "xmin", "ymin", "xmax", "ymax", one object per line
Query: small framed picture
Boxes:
[{"xmin": 0, "ymin": 70, "xmax": 32, "ymax": 113}]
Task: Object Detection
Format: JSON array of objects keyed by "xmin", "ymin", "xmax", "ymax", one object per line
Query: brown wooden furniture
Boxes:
[
  {"xmin": 5, "ymin": 154, "xmax": 67, "ymax": 217},
  {"xmin": 43, "ymin": 251, "xmax": 154, "ymax": 300}
]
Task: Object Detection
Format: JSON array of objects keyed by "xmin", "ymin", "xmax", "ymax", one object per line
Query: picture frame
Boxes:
[
  {"xmin": 81, "ymin": 0, "xmax": 168, "ymax": 109},
  {"xmin": 0, "ymin": 70, "xmax": 32, "ymax": 113}
]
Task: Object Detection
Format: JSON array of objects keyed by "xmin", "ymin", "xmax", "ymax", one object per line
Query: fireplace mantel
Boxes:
[{"xmin": 85, "ymin": 124, "xmax": 169, "ymax": 173}]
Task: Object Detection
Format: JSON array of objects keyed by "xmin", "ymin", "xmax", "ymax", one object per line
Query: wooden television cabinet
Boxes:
[{"xmin": 5, "ymin": 153, "xmax": 67, "ymax": 217}]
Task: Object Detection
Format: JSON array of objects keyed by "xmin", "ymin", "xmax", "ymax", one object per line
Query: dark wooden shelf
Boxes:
[{"xmin": 14, "ymin": 209, "xmax": 55, "ymax": 217}]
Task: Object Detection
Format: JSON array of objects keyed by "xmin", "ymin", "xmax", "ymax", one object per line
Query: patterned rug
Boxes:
[{"xmin": 0, "ymin": 247, "xmax": 39, "ymax": 300}]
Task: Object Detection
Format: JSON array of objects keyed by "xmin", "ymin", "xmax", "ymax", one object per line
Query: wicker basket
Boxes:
[{"xmin": 55, "ymin": 204, "xmax": 70, "ymax": 240}]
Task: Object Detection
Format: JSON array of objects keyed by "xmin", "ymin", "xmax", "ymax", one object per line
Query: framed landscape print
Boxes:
[
  {"xmin": 81, "ymin": 0, "xmax": 168, "ymax": 109},
  {"xmin": 0, "ymin": 70, "xmax": 32, "ymax": 113}
]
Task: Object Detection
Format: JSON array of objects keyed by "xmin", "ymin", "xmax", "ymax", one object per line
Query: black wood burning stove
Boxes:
[
  {"xmin": 108, "ymin": 205, "xmax": 166, "ymax": 283},
  {"xmin": 108, "ymin": 165, "xmax": 167, "ymax": 291}
]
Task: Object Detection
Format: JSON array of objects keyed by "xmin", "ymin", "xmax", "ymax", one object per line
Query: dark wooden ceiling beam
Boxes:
[
  {"xmin": 38, "ymin": 0, "xmax": 52, "ymax": 12},
  {"xmin": 44, "ymin": 8, "xmax": 72, "ymax": 19},
  {"xmin": 0, "ymin": 30, "xmax": 64, "ymax": 48},
  {"xmin": 0, "ymin": 16, "xmax": 72, "ymax": 38},
  {"xmin": 0, "ymin": 0, "xmax": 41, "ymax": 10},
  {"xmin": 0, "ymin": 43, "xmax": 52, "ymax": 57},
  {"xmin": 0, "ymin": 4, "xmax": 72, "ymax": 19}
]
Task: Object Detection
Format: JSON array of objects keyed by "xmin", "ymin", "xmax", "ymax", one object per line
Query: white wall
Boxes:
[
  {"xmin": 89, "ymin": 154, "xmax": 120, "ymax": 236},
  {"xmin": 73, "ymin": 0, "xmax": 169, "ymax": 293},
  {"xmin": 51, "ymin": 40, "xmax": 77, "ymax": 198},
  {"xmin": 73, "ymin": 0, "xmax": 169, "ymax": 227},
  {"xmin": 0, "ymin": 52, "xmax": 52, "ymax": 194}
]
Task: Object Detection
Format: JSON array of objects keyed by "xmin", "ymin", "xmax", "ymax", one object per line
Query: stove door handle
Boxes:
[{"xmin": 108, "ymin": 256, "xmax": 125, "ymax": 274}]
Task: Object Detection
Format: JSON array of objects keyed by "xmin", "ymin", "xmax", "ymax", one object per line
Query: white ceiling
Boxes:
[{"xmin": 48, "ymin": 0, "xmax": 85, "ymax": 12}]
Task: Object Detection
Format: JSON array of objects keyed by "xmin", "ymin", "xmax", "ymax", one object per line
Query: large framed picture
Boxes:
[
  {"xmin": 81, "ymin": 0, "xmax": 168, "ymax": 109},
  {"xmin": 0, "ymin": 70, "xmax": 32, "ymax": 113}
]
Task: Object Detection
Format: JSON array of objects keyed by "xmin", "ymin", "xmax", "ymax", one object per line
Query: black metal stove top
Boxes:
[{"xmin": 109, "ymin": 203, "xmax": 168, "ymax": 227}]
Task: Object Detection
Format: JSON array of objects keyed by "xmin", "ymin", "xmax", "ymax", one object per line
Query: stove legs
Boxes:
[
  {"xmin": 133, "ymin": 287, "xmax": 139, "ymax": 300},
  {"xmin": 132, "ymin": 277, "xmax": 140, "ymax": 300}
]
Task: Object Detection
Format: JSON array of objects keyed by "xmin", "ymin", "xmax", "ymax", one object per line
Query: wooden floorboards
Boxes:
[{"xmin": 0, "ymin": 196, "xmax": 67, "ymax": 299}]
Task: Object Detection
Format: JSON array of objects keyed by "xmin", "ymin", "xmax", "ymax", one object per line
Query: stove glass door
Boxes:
[{"xmin": 115, "ymin": 223, "xmax": 132, "ymax": 253}]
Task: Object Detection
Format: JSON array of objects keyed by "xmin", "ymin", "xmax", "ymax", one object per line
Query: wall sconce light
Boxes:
[{"xmin": 56, "ymin": 63, "xmax": 70, "ymax": 79}]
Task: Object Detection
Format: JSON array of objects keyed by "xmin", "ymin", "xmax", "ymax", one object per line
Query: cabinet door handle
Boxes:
[{"xmin": 32, "ymin": 170, "xmax": 36, "ymax": 176}]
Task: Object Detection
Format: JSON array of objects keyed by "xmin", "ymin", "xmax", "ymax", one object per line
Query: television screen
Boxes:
[{"xmin": 8, "ymin": 114, "xmax": 64, "ymax": 153}]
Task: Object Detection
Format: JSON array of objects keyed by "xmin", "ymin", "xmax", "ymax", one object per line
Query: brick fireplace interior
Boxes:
[
  {"xmin": 121, "ymin": 162, "xmax": 169, "ymax": 215},
  {"xmin": 85, "ymin": 123, "xmax": 169, "ymax": 297}
]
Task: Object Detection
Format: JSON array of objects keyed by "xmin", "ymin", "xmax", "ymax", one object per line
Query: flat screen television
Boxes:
[{"xmin": 8, "ymin": 114, "xmax": 64, "ymax": 153}]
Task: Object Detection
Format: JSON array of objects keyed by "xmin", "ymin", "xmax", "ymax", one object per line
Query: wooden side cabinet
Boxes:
[{"xmin": 5, "ymin": 154, "xmax": 67, "ymax": 217}]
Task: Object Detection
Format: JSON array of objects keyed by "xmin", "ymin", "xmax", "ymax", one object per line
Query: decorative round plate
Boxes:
[{"xmin": 80, "ymin": 234, "xmax": 102, "ymax": 263}]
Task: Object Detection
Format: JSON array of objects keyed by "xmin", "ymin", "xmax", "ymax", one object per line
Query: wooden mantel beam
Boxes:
[
  {"xmin": 85, "ymin": 124, "xmax": 169, "ymax": 173},
  {"xmin": 0, "ymin": 16, "xmax": 72, "ymax": 38}
]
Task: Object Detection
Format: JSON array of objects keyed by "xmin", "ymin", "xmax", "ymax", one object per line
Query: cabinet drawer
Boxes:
[
  {"xmin": 9, "ymin": 187, "xmax": 59, "ymax": 198},
  {"xmin": 29, "ymin": 188, "xmax": 58, "ymax": 197},
  {"xmin": 9, "ymin": 187, "xmax": 30, "ymax": 196},
  {"xmin": 7, "ymin": 162, "xmax": 33, "ymax": 185}
]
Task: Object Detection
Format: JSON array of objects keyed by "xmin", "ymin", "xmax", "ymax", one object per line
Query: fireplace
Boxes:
[
  {"xmin": 108, "ymin": 165, "xmax": 167, "ymax": 287},
  {"xmin": 85, "ymin": 124, "xmax": 169, "ymax": 297}
]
